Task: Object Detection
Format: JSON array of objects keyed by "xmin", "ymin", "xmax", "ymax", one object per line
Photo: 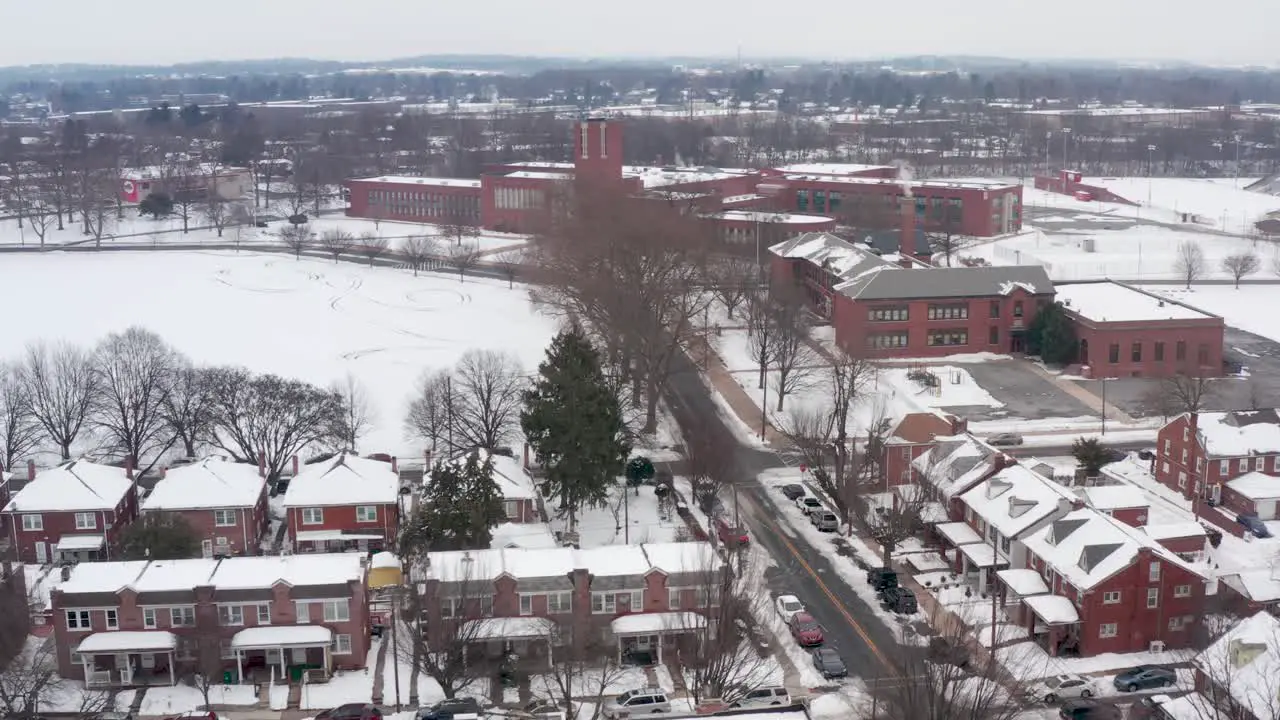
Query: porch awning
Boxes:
[
  {"xmin": 231, "ymin": 625, "xmax": 333, "ymax": 650},
  {"xmin": 57, "ymin": 534, "xmax": 106, "ymax": 551},
  {"xmin": 462, "ymin": 617, "xmax": 556, "ymax": 641},
  {"xmin": 611, "ymin": 612, "xmax": 707, "ymax": 636},
  {"xmin": 77, "ymin": 631, "xmax": 177, "ymax": 654},
  {"xmin": 935, "ymin": 521, "xmax": 983, "ymax": 546},
  {"xmin": 996, "ymin": 569, "xmax": 1050, "ymax": 597},
  {"xmin": 958, "ymin": 541, "xmax": 1010, "ymax": 568},
  {"xmin": 1023, "ymin": 594, "xmax": 1080, "ymax": 625},
  {"xmin": 295, "ymin": 530, "xmax": 385, "ymax": 542}
]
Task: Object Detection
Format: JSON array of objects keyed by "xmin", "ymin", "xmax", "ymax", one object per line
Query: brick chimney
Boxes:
[
  {"xmin": 160, "ymin": 466, "xmax": 167, "ymax": 479},
  {"xmin": 947, "ymin": 414, "xmax": 968, "ymax": 436},
  {"xmin": 124, "ymin": 456, "xmax": 134, "ymax": 480},
  {"xmin": 899, "ymin": 199, "xmax": 916, "ymax": 266},
  {"xmin": 523, "ymin": 443, "xmax": 530, "ymax": 470},
  {"xmin": 257, "ymin": 451, "xmax": 266, "ymax": 478},
  {"xmin": 391, "ymin": 456, "xmax": 398, "ymax": 474},
  {"xmin": 27, "ymin": 459, "xmax": 35, "ymax": 480},
  {"xmin": 292, "ymin": 455, "xmax": 299, "ymax": 476}
]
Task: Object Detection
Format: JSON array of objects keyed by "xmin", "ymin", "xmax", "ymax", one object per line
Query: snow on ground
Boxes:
[
  {"xmin": 878, "ymin": 366, "xmax": 1004, "ymax": 409},
  {"xmin": 382, "ymin": 621, "xmax": 448, "ymax": 707},
  {"xmin": 115, "ymin": 683, "xmax": 258, "ymax": 714},
  {"xmin": 1145, "ymin": 286, "xmax": 1280, "ymax": 346},
  {"xmin": 550, "ymin": 481, "xmax": 690, "ymax": 547},
  {"xmin": 1000, "ymin": 641, "xmax": 1196, "ymax": 681},
  {"xmin": 807, "ymin": 686, "xmax": 872, "ymax": 719},
  {"xmin": 300, "ymin": 667, "xmax": 375, "ymax": 710},
  {"xmin": 742, "ymin": 545, "xmax": 830, "ymax": 690},
  {"xmin": 1087, "ymin": 177, "xmax": 1280, "ymax": 234},
  {"xmin": 0, "ymin": 251, "xmax": 557, "ymax": 458},
  {"xmin": 970, "ymin": 416, "xmax": 1160, "ymax": 436}
]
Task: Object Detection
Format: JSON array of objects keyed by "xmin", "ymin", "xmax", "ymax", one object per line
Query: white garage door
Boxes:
[{"xmin": 1257, "ymin": 499, "xmax": 1277, "ymax": 520}]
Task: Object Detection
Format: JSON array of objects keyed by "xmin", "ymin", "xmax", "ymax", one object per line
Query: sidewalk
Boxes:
[{"xmin": 688, "ymin": 339, "xmax": 788, "ymax": 447}]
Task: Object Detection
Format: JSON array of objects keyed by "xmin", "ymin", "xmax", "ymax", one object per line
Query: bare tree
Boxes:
[
  {"xmin": 357, "ymin": 231, "xmax": 390, "ymax": 267},
  {"xmin": 278, "ymin": 224, "xmax": 312, "ymax": 259},
  {"xmin": 535, "ymin": 624, "xmax": 629, "ymax": 720},
  {"xmin": 744, "ymin": 294, "xmax": 777, "ymax": 390},
  {"xmin": 201, "ymin": 193, "xmax": 233, "ymax": 238},
  {"xmin": 399, "ymin": 563, "xmax": 494, "ymax": 701},
  {"xmin": 91, "ymin": 327, "xmax": 180, "ymax": 474},
  {"xmin": 451, "ymin": 349, "xmax": 524, "ymax": 450},
  {"xmin": 926, "ymin": 204, "xmax": 969, "ymax": 267},
  {"xmin": 491, "ymin": 249, "xmax": 523, "ymax": 289},
  {"xmin": 1222, "ymin": 252, "xmax": 1261, "ymax": 289},
  {"xmin": 21, "ymin": 198, "xmax": 58, "ymax": 248},
  {"xmin": 318, "ymin": 229, "xmax": 356, "ymax": 263},
  {"xmin": 332, "ymin": 373, "xmax": 373, "ymax": 452},
  {"xmin": 0, "ymin": 364, "xmax": 39, "ymax": 472},
  {"xmin": 0, "ymin": 635, "xmax": 111, "ymax": 719},
  {"xmin": 77, "ymin": 168, "xmax": 118, "ymax": 247},
  {"xmin": 710, "ymin": 257, "xmax": 757, "ymax": 320},
  {"xmin": 769, "ymin": 289, "xmax": 817, "ymax": 412},
  {"xmin": 1161, "ymin": 372, "xmax": 1219, "ymax": 414},
  {"xmin": 19, "ymin": 342, "xmax": 97, "ymax": 460},
  {"xmin": 160, "ymin": 364, "xmax": 213, "ymax": 459},
  {"xmin": 437, "ymin": 210, "xmax": 479, "ymax": 247},
  {"xmin": 405, "ymin": 369, "xmax": 461, "ymax": 455},
  {"xmin": 401, "ymin": 234, "xmax": 437, "ymax": 276},
  {"xmin": 170, "ymin": 164, "xmax": 204, "ymax": 234},
  {"xmin": 446, "ymin": 242, "xmax": 482, "ymax": 282},
  {"xmin": 1174, "ymin": 240, "xmax": 1207, "ymax": 289}
]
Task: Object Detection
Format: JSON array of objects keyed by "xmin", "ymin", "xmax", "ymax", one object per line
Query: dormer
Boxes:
[
  {"xmin": 1077, "ymin": 543, "xmax": 1122, "ymax": 574},
  {"xmin": 986, "ymin": 479, "xmax": 1013, "ymax": 500},
  {"xmin": 1229, "ymin": 638, "xmax": 1269, "ymax": 668},
  {"xmin": 1008, "ymin": 497, "xmax": 1037, "ymax": 518},
  {"xmin": 1046, "ymin": 518, "xmax": 1087, "ymax": 546}
]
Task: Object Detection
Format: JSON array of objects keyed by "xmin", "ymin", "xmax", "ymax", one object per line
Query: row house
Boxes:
[
  {"xmin": 51, "ymin": 553, "xmax": 369, "ymax": 688},
  {"xmin": 1001, "ymin": 508, "xmax": 1209, "ymax": 658},
  {"xmin": 1155, "ymin": 409, "xmax": 1280, "ymax": 507},
  {"xmin": 284, "ymin": 453, "xmax": 400, "ymax": 553},
  {"xmin": 455, "ymin": 450, "xmax": 541, "ymax": 524},
  {"xmin": 911, "ymin": 434, "xmax": 1009, "ymax": 522},
  {"xmin": 415, "ymin": 542, "xmax": 723, "ymax": 667},
  {"xmin": 2, "ymin": 460, "xmax": 137, "ymax": 565},
  {"xmin": 141, "ymin": 458, "xmax": 269, "ymax": 558},
  {"xmin": 881, "ymin": 412, "xmax": 968, "ymax": 489},
  {"xmin": 1149, "ymin": 610, "xmax": 1280, "ymax": 720}
]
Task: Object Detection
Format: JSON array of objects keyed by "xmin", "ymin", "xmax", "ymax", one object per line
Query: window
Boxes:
[
  {"xmin": 989, "ymin": 301, "xmax": 1000, "ymax": 318},
  {"xmin": 296, "ymin": 600, "xmax": 311, "ymax": 623},
  {"xmin": 1219, "ymin": 460, "xmax": 1230, "ymax": 476},
  {"xmin": 1163, "ymin": 439, "xmax": 1170, "ymax": 454},
  {"xmin": 105, "ymin": 609, "xmax": 118, "ymax": 630},
  {"xmin": 219, "ymin": 605, "xmax": 244, "ymax": 626},
  {"xmin": 170, "ymin": 607, "xmax": 196, "ymax": 627},
  {"xmin": 355, "ymin": 506, "xmax": 377, "ymax": 523},
  {"xmin": 1161, "ymin": 461, "xmax": 1170, "ymax": 475},
  {"xmin": 1131, "ymin": 343, "xmax": 1142, "ymax": 362},
  {"xmin": 989, "ymin": 326, "xmax": 999, "ymax": 345},
  {"xmin": 1176, "ymin": 341, "xmax": 1187, "ymax": 361},
  {"xmin": 1154, "ymin": 342, "xmax": 1165, "ymax": 362},
  {"xmin": 868, "ymin": 306, "xmax": 909, "ymax": 322},
  {"xmin": 1014, "ymin": 301, "xmax": 1024, "ymax": 318},
  {"xmin": 74, "ymin": 513, "xmax": 96, "ymax": 530},
  {"xmin": 519, "ymin": 595, "xmax": 534, "ymax": 616},
  {"xmin": 323, "ymin": 600, "xmax": 350, "ymax": 622},
  {"xmin": 1149, "ymin": 562, "xmax": 1161, "ymax": 582},
  {"xmin": 1274, "ymin": 456, "xmax": 1280, "ymax": 472},
  {"xmin": 1169, "ymin": 616, "xmax": 1191, "ymax": 631},
  {"xmin": 1099, "ymin": 623, "xmax": 1118, "ymax": 638},
  {"xmin": 220, "ymin": 641, "xmax": 236, "ymax": 659},
  {"xmin": 1181, "ymin": 449, "xmax": 1187, "ymax": 464},
  {"xmin": 591, "ymin": 593, "xmax": 616, "ymax": 614},
  {"xmin": 926, "ymin": 331, "xmax": 968, "ymax": 347},
  {"xmin": 301, "ymin": 507, "xmax": 324, "ymax": 525},
  {"xmin": 334, "ymin": 634, "xmax": 352, "ymax": 655},
  {"xmin": 257, "ymin": 604, "xmax": 272, "ymax": 625},
  {"xmin": 927, "ymin": 304, "xmax": 968, "ymax": 320},
  {"xmin": 867, "ymin": 332, "xmax": 909, "ymax": 349},
  {"xmin": 213, "ymin": 509, "xmax": 236, "ymax": 527},
  {"xmin": 21, "ymin": 514, "xmax": 42, "ymax": 531},
  {"xmin": 503, "ymin": 500, "xmax": 521, "ymax": 520},
  {"xmin": 628, "ymin": 590, "xmax": 643, "ymax": 608},
  {"xmin": 66, "ymin": 610, "xmax": 91, "ymax": 630},
  {"xmin": 1257, "ymin": 457, "xmax": 1266, "ymax": 471},
  {"xmin": 547, "ymin": 592, "xmax": 571, "ymax": 613},
  {"xmin": 1102, "ymin": 591, "xmax": 1121, "ymax": 604},
  {"xmin": 143, "ymin": 608, "xmax": 157, "ymax": 629},
  {"xmin": 1178, "ymin": 472, "xmax": 1187, "ymax": 489},
  {"xmin": 1198, "ymin": 344, "xmax": 1209, "ymax": 365},
  {"xmin": 1174, "ymin": 584, "xmax": 1192, "ymax": 598},
  {"xmin": 668, "ymin": 588, "xmax": 682, "ymax": 610},
  {"xmin": 1147, "ymin": 587, "xmax": 1160, "ymax": 608},
  {"xmin": 1183, "ymin": 426, "xmax": 1189, "ymax": 441},
  {"xmin": 1240, "ymin": 459, "xmax": 1249, "ymax": 473},
  {"xmin": 1108, "ymin": 343, "xmax": 1120, "ymax": 363}
]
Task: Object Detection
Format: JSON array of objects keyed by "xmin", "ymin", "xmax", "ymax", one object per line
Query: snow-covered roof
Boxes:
[
  {"xmin": 996, "ymin": 568, "xmax": 1050, "ymax": 596},
  {"xmin": 77, "ymin": 631, "xmax": 178, "ymax": 654},
  {"xmin": 1221, "ymin": 569, "xmax": 1280, "ymax": 603},
  {"xmin": 490, "ymin": 522, "xmax": 558, "ymax": 550},
  {"xmin": 960, "ymin": 465, "xmax": 1075, "ymax": 539},
  {"xmin": 772, "ymin": 162, "xmax": 894, "ymax": 176},
  {"xmin": 1195, "ymin": 410, "xmax": 1280, "ymax": 458},
  {"xmin": 1142, "ymin": 522, "xmax": 1207, "ymax": 541},
  {"xmin": 935, "ymin": 521, "xmax": 983, "ymax": 546},
  {"xmin": 611, "ymin": 611, "xmax": 707, "ymax": 635},
  {"xmin": 284, "ymin": 453, "xmax": 399, "ymax": 508},
  {"xmin": 1227, "ymin": 472, "xmax": 1280, "ymax": 500},
  {"xmin": 504, "ymin": 171, "xmax": 571, "ymax": 181},
  {"xmin": 446, "ymin": 450, "xmax": 536, "ymax": 500},
  {"xmin": 914, "ymin": 436, "xmax": 1001, "ymax": 501},
  {"xmin": 209, "ymin": 553, "xmax": 366, "ymax": 589},
  {"xmin": 3, "ymin": 460, "xmax": 132, "ymax": 513},
  {"xmin": 1195, "ymin": 611, "xmax": 1280, "ymax": 718},
  {"xmin": 55, "ymin": 535, "xmax": 105, "ymax": 551},
  {"xmin": 768, "ymin": 232, "xmax": 897, "ymax": 284},
  {"xmin": 371, "ymin": 552, "xmax": 401, "ymax": 569},
  {"xmin": 1078, "ymin": 484, "xmax": 1149, "ymax": 510},
  {"xmin": 781, "ymin": 174, "xmax": 1017, "ymax": 191},
  {"xmin": 58, "ymin": 554, "xmax": 365, "ymax": 595},
  {"xmin": 623, "ymin": 165, "xmax": 756, "ymax": 189},
  {"xmin": 1022, "ymin": 594, "xmax": 1080, "ymax": 624},
  {"xmin": 425, "ymin": 542, "xmax": 721, "ymax": 583},
  {"xmin": 1056, "ymin": 281, "xmax": 1217, "ymax": 324},
  {"xmin": 231, "ymin": 625, "xmax": 332, "ymax": 649},
  {"xmin": 709, "ymin": 210, "xmax": 833, "ymax": 224},
  {"xmin": 351, "ymin": 175, "xmax": 482, "ymax": 188},
  {"xmin": 143, "ymin": 458, "xmax": 265, "ymax": 511}
]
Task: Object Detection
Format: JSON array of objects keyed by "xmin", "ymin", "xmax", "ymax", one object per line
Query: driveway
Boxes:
[{"xmin": 950, "ymin": 360, "xmax": 1094, "ymax": 421}]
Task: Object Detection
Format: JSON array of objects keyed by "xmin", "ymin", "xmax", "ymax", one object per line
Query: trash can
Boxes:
[{"xmin": 223, "ymin": 669, "xmax": 236, "ymax": 684}]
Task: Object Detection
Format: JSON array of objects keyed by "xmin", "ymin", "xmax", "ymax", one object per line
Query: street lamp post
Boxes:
[
  {"xmin": 1235, "ymin": 134, "xmax": 1243, "ymax": 189},
  {"xmin": 1044, "ymin": 131, "xmax": 1052, "ymax": 172},
  {"xmin": 1062, "ymin": 128, "xmax": 1072, "ymax": 170},
  {"xmin": 1147, "ymin": 145, "xmax": 1158, "ymax": 206}
]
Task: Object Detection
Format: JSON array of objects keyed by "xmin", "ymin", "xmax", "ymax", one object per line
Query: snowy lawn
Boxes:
[
  {"xmin": 115, "ymin": 683, "xmax": 258, "ymax": 714},
  {"xmin": 0, "ymin": 251, "xmax": 557, "ymax": 458},
  {"xmin": 550, "ymin": 481, "xmax": 690, "ymax": 547},
  {"xmin": 300, "ymin": 667, "xmax": 376, "ymax": 710},
  {"xmin": 382, "ymin": 621, "xmax": 449, "ymax": 707},
  {"xmin": 807, "ymin": 686, "xmax": 873, "ymax": 719},
  {"xmin": 1087, "ymin": 177, "xmax": 1280, "ymax": 234},
  {"xmin": 1000, "ymin": 641, "xmax": 1196, "ymax": 681},
  {"xmin": 530, "ymin": 666, "xmax": 651, "ymax": 699},
  {"xmin": 1145, "ymin": 285, "xmax": 1280, "ymax": 346}
]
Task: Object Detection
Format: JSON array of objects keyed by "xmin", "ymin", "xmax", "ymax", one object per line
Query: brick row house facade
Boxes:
[
  {"xmin": 415, "ymin": 542, "xmax": 723, "ymax": 666},
  {"xmin": 284, "ymin": 453, "xmax": 400, "ymax": 553},
  {"xmin": 2, "ymin": 460, "xmax": 137, "ymax": 565},
  {"xmin": 1154, "ymin": 409, "xmax": 1280, "ymax": 510},
  {"xmin": 141, "ymin": 458, "xmax": 270, "ymax": 557},
  {"xmin": 51, "ymin": 554, "xmax": 370, "ymax": 688},
  {"xmin": 882, "ymin": 411, "xmax": 968, "ymax": 489}
]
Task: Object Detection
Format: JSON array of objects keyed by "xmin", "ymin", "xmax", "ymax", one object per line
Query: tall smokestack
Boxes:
[{"xmin": 895, "ymin": 162, "xmax": 916, "ymax": 264}]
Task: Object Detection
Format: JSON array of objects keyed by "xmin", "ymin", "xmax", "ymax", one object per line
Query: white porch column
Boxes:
[
  {"xmin": 168, "ymin": 651, "xmax": 175, "ymax": 686},
  {"xmin": 656, "ymin": 634, "xmax": 662, "ymax": 664},
  {"xmin": 81, "ymin": 654, "xmax": 93, "ymax": 684},
  {"xmin": 279, "ymin": 646, "xmax": 286, "ymax": 678},
  {"xmin": 236, "ymin": 650, "xmax": 244, "ymax": 685},
  {"xmin": 322, "ymin": 644, "xmax": 331, "ymax": 674}
]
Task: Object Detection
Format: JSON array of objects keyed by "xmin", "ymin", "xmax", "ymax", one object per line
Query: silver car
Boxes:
[
  {"xmin": 811, "ymin": 510, "xmax": 839, "ymax": 532},
  {"xmin": 602, "ymin": 688, "xmax": 671, "ymax": 718}
]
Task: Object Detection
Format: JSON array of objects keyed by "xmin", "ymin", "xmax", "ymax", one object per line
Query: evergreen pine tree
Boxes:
[
  {"xmin": 1026, "ymin": 301, "xmax": 1079, "ymax": 365},
  {"xmin": 521, "ymin": 328, "xmax": 630, "ymax": 532},
  {"xmin": 403, "ymin": 452, "xmax": 505, "ymax": 553}
]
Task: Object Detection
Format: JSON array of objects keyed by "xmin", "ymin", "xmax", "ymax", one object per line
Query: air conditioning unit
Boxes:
[{"xmin": 1149, "ymin": 641, "xmax": 1166, "ymax": 654}]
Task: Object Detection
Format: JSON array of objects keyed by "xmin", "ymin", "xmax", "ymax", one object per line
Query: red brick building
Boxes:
[
  {"xmin": 1154, "ymin": 410, "xmax": 1280, "ymax": 506},
  {"xmin": 883, "ymin": 412, "xmax": 968, "ymax": 488},
  {"xmin": 283, "ymin": 453, "xmax": 400, "ymax": 553},
  {"xmin": 342, "ymin": 177, "xmax": 482, "ymax": 226},
  {"xmin": 1055, "ymin": 281, "xmax": 1226, "ymax": 379},
  {"xmin": 141, "ymin": 458, "xmax": 270, "ymax": 558},
  {"xmin": 2, "ymin": 460, "xmax": 137, "ymax": 565},
  {"xmin": 51, "ymin": 554, "xmax": 370, "ymax": 688}
]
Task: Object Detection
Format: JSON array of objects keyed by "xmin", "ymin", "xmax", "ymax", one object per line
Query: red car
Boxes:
[
  {"xmin": 789, "ymin": 612, "xmax": 823, "ymax": 646},
  {"xmin": 715, "ymin": 517, "xmax": 749, "ymax": 547}
]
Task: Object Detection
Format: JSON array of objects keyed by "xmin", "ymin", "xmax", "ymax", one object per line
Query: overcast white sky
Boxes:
[{"xmin": 0, "ymin": 0, "xmax": 1275, "ymax": 68}]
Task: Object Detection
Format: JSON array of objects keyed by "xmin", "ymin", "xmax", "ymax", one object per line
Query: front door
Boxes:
[
  {"xmin": 290, "ymin": 647, "xmax": 307, "ymax": 665},
  {"xmin": 1010, "ymin": 332, "xmax": 1026, "ymax": 354},
  {"xmin": 116, "ymin": 654, "xmax": 133, "ymax": 684},
  {"xmin": 201, "ymin": 540, "xmax": 214, "ymax": 558},
  {"xmin": 34, "ymin": 542, "xmax": 47, "ymax": 564}
]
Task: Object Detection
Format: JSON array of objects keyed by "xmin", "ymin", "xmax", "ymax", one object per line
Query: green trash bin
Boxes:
[{"xmin": 223, "ymin": 669, "xmax": 236, "ymax": 684}]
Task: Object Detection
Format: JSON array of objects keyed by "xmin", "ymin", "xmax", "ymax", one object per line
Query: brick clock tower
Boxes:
[{"xmin": 573, "ymin": 117, "xmax": 624, "ymax": 184}]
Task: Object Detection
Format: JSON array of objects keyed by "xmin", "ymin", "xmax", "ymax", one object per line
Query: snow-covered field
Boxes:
[
  {"xmin": 0, "ymin": 251, "xmax": 558, "ymax": 458},
  {"xmin": 1145, "ymin": 285, "xmax": 1280, "ymax": 344},
  {"xmin": 1088, "ymin": 177, "xmax": 1280, "ymax": 234}
]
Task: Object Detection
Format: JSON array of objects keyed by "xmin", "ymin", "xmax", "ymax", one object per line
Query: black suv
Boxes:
[
  {"xmin": 880, "ymin": 585, "xmax": 918, "ymax": 613},
  {"xmin": 1059, "ymin": 699, "xmax": 1121, "ymax": 719},
  {"xmin": 866, "ymin": 567, "xmax": 898, "ymax": 592},
  {"xmin": 417, "ymin": 698, "xmax": 482, "ymax": 720}
]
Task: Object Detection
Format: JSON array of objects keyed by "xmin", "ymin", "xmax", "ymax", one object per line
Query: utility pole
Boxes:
[
  {"xmin": 390, "ymin": 591, "xmax": 402, "ymax": 711},
  {"xmin": 760, "ymin": 368, "xmax": 768, "ymax": 441},
  {"xmin": 1100, "ymin": 376, "xmax": 1108, "ymax": 435}
]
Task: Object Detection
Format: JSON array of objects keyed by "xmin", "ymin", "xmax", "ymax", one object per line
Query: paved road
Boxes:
[{"xmin": 661, "ymin": 349, "xmax": 901, "ymax": 684}]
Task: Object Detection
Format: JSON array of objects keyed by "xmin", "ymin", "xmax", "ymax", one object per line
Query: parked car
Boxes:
[
  {"xmin": 715, "ymin": 517, "xmax": 749, "ymax": 547},
  {"xmin": 318, "ymin": 705, "xmax": 384, "ymax": 720},
  {"xmin": 789, "ymin": 612, "xmax": 824, "ymax": 646},
  {"xmin": 989, "ymin": 432, "xmax": 1023, "ymax": 447},
  {"xmin": 1129, "ymin": 695, "xmax": 1176, "ymax": 720},
  {"xmin": 796, "ymin": 496, "xmax": 823, "ymax": 514},
  {"xmin": 1137, "ymin": 449, "xmax": 1156, "ymax": 461},
  {"xmin": 1102, "ymin": 448, "xmax": 1127, "ymax": 464},
  {"xmin": 1030, "ymin": 674, "xmax": 1099, "ymax": 703},
  {"xmin": 927, "ymin": 636, "xmax": 970, "ymax": 668},
  {"xmin": 1113, "ymin": 665, "xmax": 1177, "ymax": 692},
  {"xmin": 1058, "ymin": 699, "xmax": 1121, "ymax": 719},
  {"xmin": 734, "ymin": 686, "xmax": 791, "ymax": 708},
  {"xmin": 601, "ymin": 688, "xmax": 672, "ymax": 718},
  {"xmin": 811, "ymin": 647, "xmax": 847, "ymax": 679},
  {"xmin": 516, "ymin": 700, "xmax": 568, "ymax": 719},
  {"xmin": 865, "ymin": 567, "xmax": 898, "ymax": 592},
  {"xmin": 164, "ymin": 714, "xmax": 216, "ymax": 720},
  {"xmin": 775, "ymin": 594, "xmax": 805, "ymax": 622},
  {"xmin": 810, "ymin": 510, "xmax": 839, "ymax": 532},
  {"xmin": 780, "ymin": 484, "xmax": 806, "ymax": 500},
  {"xmin": 880, "ymin": 585, "xmax": 918, "ymax": 613},
  {"xmin": 416, "ymin": 698, "xmax": 481, "ymax": 720},
  {"xmin": 1238, "ymin": 513, "xmax": 1273, "ymax": 539}
]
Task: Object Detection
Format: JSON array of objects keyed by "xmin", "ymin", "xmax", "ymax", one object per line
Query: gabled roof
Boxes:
[
  {"xmin": 283, "ymin": 452, "xmax": 398, "ymax": 508},
  {"xmin": 914, "ymin": 435, "xmax": 1002, "ymax": 502},
  {"xmin": 424, "ymin": 542, "xmax": 721, "ymax": 584},
  {"xmin": 888, "ymin": 411, "xmax": 960, "ymax": 446},
  {"xmin": 1195, "ymin": 611, "xmax": 1280, "ymax": 719},
  {"xmin": 142, "ymin": 458, "xmax": 266, "ymax": 511},
  {"xmin": 1193, "ymin": 410, "xmax": 1280, "ymax": 458},
  {"xmin": 57, "ymin": 553, "xmax": 366, "ymax": 595},
  {"xmin": 3, "ymin": 460, "xmax": 132, "ymax": 513},
  {"xmin": 768, "ymin": 232, "xmax": 897, "ymax": 283},
  {"xmin": 1226, "ymin": 472, "xmax": 1280, "ymax": 500},
  {"xmin": 835, "ymin": 264, "xmax": 1054, "ymax": 302},
  {"xmin": 960, "ymin": 464, "xmax": 1075, "ymax": 539},
  {"xmin": 446, "ymin": 450, "xmax": 536, "ymax": 500},
  {"xmin": 1078, "ymin": 484, "xmax": 1149, "ymax": 511}
]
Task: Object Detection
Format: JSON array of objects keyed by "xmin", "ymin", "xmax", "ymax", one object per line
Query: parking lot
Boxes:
[{"xmin": 952, "ymin": 360, "xmax": 1094, "ymax": 421}]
